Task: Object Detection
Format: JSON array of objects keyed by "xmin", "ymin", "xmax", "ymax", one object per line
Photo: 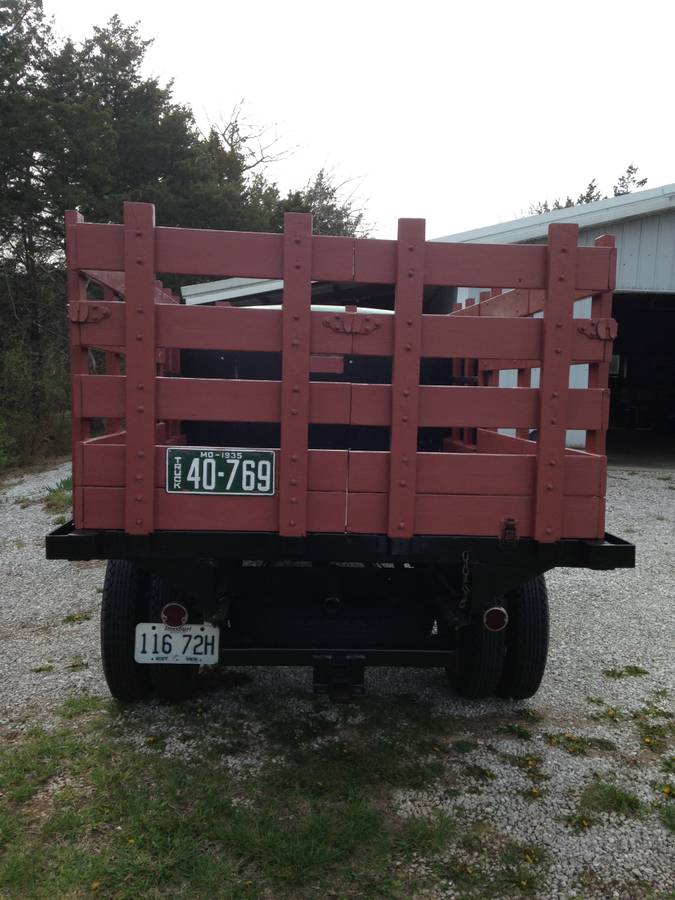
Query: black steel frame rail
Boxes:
[{"xmin": 46, "ymin": 522, "xmax": 635, "ymax": 570}]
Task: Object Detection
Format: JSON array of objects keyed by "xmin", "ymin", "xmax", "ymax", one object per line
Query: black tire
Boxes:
[
  {"xmin": 452, "ymin": 620, "xmax": 506, "ymax": 700},
  {"xmin": 147, "ymin": 576, "xmax": 201, "ymax": 702},
  {"xmin": 497, "ymin": 575, "xmax": 549, "ymax": 700},
  {"xmin": 100, "ymin": 560, "xmax": 151, "ymax": 702}
]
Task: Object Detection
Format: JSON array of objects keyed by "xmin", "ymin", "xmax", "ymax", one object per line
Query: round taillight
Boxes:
[
  {"xmin": 483, "ymin": 606, "xmax": 509, "ymax": 632},
  {"xmin": 161, "ymin": 602, "xmax": 188, "ymax": 628}
]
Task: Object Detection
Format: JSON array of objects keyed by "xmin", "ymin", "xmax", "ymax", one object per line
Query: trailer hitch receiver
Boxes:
[{"xmin": 313, "ymin": 653, "xmax": 365, "ymax": 701}]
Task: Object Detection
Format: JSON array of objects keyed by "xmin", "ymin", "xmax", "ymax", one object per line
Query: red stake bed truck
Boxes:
[{"xmin": 46, "ymin": 203, "xmax": 635, "ymax": 701}]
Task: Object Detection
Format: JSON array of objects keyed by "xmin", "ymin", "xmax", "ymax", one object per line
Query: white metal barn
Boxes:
[{"xmin": 435, "ymin": 183, "xmax": 675, "ymax": 455}]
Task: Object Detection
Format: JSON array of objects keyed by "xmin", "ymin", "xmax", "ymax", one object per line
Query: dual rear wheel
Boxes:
[
  {"xmin": 101, "ymin": 560, "xmax": 200, "ymax": 702},
  {"xmin": 100, "ymin": 560, "xmax": 549, "ymax": 704},
  {"xmin": 453, "ymin": 574, "xmax": 550, "ymax": 701}
]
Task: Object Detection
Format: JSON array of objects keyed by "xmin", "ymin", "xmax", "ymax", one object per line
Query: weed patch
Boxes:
[
  {"xmin": 545, "ymin": 732, "xmax": 615, "ymax": 755},
  {"xmin": 579, "ymin": 781, "xmax": 643, "ymax": 817},
  {"xmin": 603, "ymin": 665, "xmax": 649, "ymax": 679},
  {"xmin": 62, "ymin": 611, "xmax": 93, "ymax": 625},
  {"xmin": 42, "ymin": 476, "xmax": 72, "ymax": 514},
  {"xmin": 57, "ymin": 695, "xmax": 108, "ymax": 719}
]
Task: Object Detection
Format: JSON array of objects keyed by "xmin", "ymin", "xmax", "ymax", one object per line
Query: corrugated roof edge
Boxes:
[{"xmin": 432, "ymin": 181, "xmax": 675, "ymax": 245}]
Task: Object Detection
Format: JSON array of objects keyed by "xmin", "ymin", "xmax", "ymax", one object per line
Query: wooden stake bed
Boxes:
[{"xmin": 63, "ymin": 203, "xmax": 619, "ymax": 544}]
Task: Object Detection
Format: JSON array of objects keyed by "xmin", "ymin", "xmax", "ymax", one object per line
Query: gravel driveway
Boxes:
[{"xmin": 0, "ymin": 461, "xmax": 673, "ymax": 899}]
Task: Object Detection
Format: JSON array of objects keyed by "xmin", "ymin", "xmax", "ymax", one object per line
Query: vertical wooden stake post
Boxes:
[
  {"xmin": 123, "ymin": 202, "xmax": 157, "ymax": 535},
  {"xmin": 65, "ymin": 210, "xmax": 89, "ymax": 528},
  {"xmin": 387, "ymin": 219, "xmax": 425, "ymax": 538},
  {"xmin": 534, "ymin": 224, "xmax": 578, "ymax": 542},
  {"xmin": 279, "ymin": 213, "xmax": 313, "ymax": 537}
]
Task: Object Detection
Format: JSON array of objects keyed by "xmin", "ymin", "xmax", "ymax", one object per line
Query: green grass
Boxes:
[
  {"xmin": 57, "ymin": 695, "xmax": 108, "ymax": 719},
  {"xmin": 603, "ymin": 665, "xmax": 649, "ymax": 679},
  {"xmin": 42, "ymin": 476, "xmax": 72, "ymax": 514},
  {"xmin": 544, "ymin": 732, "xmax": 615, "ymax": 756},
  {"xmin": 62, "ymin": 611, "xmax": 93, "ymax": 625},
  {"xmin": 0, "ymin": 699, "xmax": 551, "ymax": 899},
  {"xmin": 500, "ymin": 723, "xmax": 532, "ymax": 740},
  {"xmin": 30, "ymin": 665, "xmax": 53, "ymax": 674},
  {"xmin": 659, "ymin": 805, "xmax": 675, "ymax": 833},
  {"xmin": 579, "ymin": 781, "xmax": 643, "ymax": 817},
  {"xmin": 65, "ymin": 656, "xmax": 88, "ymax": 671}
]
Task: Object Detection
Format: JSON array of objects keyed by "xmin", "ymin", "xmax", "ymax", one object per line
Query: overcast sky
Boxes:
[{"xmin": 44, "ymin": 0, "xmax": 675, "ymax": 239}]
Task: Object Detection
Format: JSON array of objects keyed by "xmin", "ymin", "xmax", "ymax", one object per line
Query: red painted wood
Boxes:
[
  {"xmin": 70, "ymin": 223, "xmax": 124, "ymax": 271},
  {"xmin": 425, "ymin": 243, "xmax": 612, "ymax": 291},
  {"xmin": 81, "ymin": 487, "xmax": 346, "ymax": 532},
  {"xmin": 78, "ymin": 376, "xmax": 604, "ymax": 431},
  {"xmin": 65, "ymin": 210, "xmax": 89, "ymax": 528},
  {"xmin": 70, "ymin": 220, "xmax": 612, "ymax": 293},
  {"xmin": 82, "ymin": 445, "xmax": 348, "ymax": 491},
  {"xmin": 312, "ymin": 235, "xmax": 355, "ymax": 281},
  {"xmin": 346, "ymin": 492, "xmax": 603, "ymax": 538},
  {"xmin": 123, "ymin": 202, "xmax": 157, "ymax": 534},
  {"xmin": 68, "ymin": 204, "xmax": 615, "ymax": 541},
  {"xmin": 349, "ymin": 384, "xmax": 604, "ymax": 429},
  {"xmin": 279, "ymin": 213, "xmax": 313, "ymax": 536},
  {"xmin": 534, "ymin": 224, "xmax": 578, "ymax": 542},
  {"xmin": 388, "ymin": 219, "xmax": 426, "ymax": 538},
  {"xmin": 78, "ymin": 376, "xmax": 351, "ymax": 424},
  {"xmin": 452, "ymin": 287, "xmax": 592, "ymax": 318},
  {"xmin": 586, "ymin": 235, "xmax": 615, "ymax": 455},
  {"xmin": 76, "ymin": 300, "xmax": 608, "ymax": 365},
  {"xmin": 349, "ymin": 451, "xmax": 603, "ymax": 496}
]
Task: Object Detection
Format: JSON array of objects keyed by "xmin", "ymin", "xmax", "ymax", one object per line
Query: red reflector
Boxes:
[
  {"xmin": 483, "ymin": 606, "xmax": 508, "ymax": 632},
  {"xmin": 161, "ymin": 602, "xmax": 188, "ymax": 628}
]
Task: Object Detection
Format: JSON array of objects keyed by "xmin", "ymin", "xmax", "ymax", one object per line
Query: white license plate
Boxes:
[{"xmin": 134, "ymin": 623, "xmax": 219, "ymax": 665}]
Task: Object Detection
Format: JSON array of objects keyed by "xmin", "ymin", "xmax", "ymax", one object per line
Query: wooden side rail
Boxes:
[{"xmin": 66, "ymin": 205, "xmax": 616, "ymax": 542}]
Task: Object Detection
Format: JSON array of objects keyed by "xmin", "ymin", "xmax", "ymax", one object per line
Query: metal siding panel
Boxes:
[
  {"xmin": 636, "ymin": 216, "xmax": 659, "ymax": 289},
  {"xmin": 654, "ymin": 211, "xmax": 675, "ymax": 290}
]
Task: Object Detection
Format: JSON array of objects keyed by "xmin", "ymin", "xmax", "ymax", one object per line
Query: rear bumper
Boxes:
[{"xmin": 45, "ymin": 521, "xmax": 635, "ymax": 570}]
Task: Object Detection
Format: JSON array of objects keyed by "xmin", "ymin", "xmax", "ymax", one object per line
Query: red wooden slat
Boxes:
[
  {"xmin": 534, "ymin": 224, "xmax": 578, "ymax": 542},
  {"xmin": 348, "ymin": 451, "xmax": 603, "ymax": 497},
  {"xmin": 279, "ymin": 213, "xmax": 313, "ymax": 536},
  {"xmin": 81, "ymin": 487, "xmax": 346, "ymax": 532},
  {"xmin": 79, "ymin": 376, "xmax": 603, "ymax": 430},
  {"xmin": 156, "ymin": 227, "xmax": 283, "ymax": 278},
  {"xmin": 425, "ymin": 243, "xmax": 612, "ymax": 291},
  {"xmin": 312, "ymin": 235, "xmax": 355, "ymax": 281},
  {"xmin": 65, "ymin": 211, "xmax": 89, "ymax": 528},
  {"xmin": 71, "ymin": 223, "xmax": 124, "ymax": 271},
  {"xmin": 388, "ymin": 219, "xmax": 426, "ymax": 538},
  {"xmin": 123, "ymin": 202, "xmax": 157, "ymax": 534},
  {"xmin": 69, "ymin": 220, "xmax": 613, "ymax": 293},
  {"xmin": 347, "ymin": 493, "xmax": 604, "ymax": 538},
  {"xmin": 76, "ymin": 300, "xmax": 608, "ymax": 365},
  {"xmin": 82, "ymin": 445, "xmax": 348, "ymax": 491},
  {"xmin": 350, "ymin": 384, "xmax": 604, "ymax": 429},
  {"xmin": 353, "ymin": 238, "xmax": 396, "ymax": 283}
]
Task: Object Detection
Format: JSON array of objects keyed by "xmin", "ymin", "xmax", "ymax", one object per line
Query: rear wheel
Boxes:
[
  {"xmin": 452, "ymin": 619, "xmax": 506, "ymax": 700},
  {"xmin": 100, "ymin": 560, "xmax": 150, "ymax": 702},
  {"xmin": 148, "ymin": 576, "xmax": 201, "ymax": 702},
  {"xmin": 497, "ymin": 575, "xmax": 549, "ymax": 700}
]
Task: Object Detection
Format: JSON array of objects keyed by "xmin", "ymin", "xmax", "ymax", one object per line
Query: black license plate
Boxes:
[{"xmin": 166, "ymin": 448, "xmax": 275, "ymax": 496}]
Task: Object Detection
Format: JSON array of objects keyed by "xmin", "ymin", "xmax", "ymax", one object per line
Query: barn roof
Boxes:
[
  {"xmin": 434, "ymin": 182, "xmax": 675, "ymax": 294},
  {"xmin": 433, "ymin": 182, "xmax": 675, "ymax": 245}
]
